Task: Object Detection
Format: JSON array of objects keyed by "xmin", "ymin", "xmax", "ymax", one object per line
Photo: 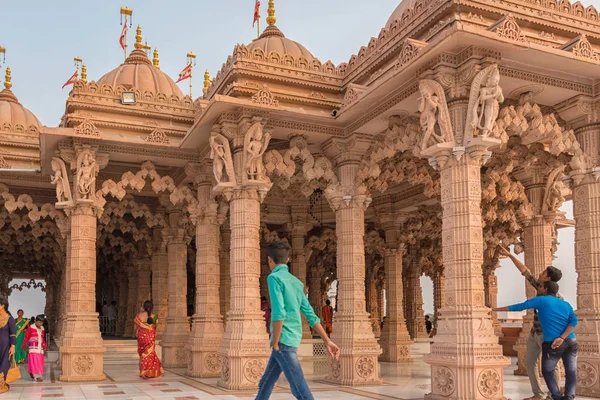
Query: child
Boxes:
[{"xmin": 22, "ymin": 315, "xmax": 46, "ymax": 382}]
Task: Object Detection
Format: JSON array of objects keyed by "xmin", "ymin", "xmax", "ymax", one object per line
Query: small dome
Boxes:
[
  {"xmin": 96, "ymin": 49, "xmax": 185, "ymax": 98},
  {"xmin": 385, "ymin": 0, "xmax": 421, "ymax": 28},
  {"xmin": 247, "ymin": 25, "xmax": 317, "ymax": 62},
  {"xmin": 0, "ymin": 87, "xmax": 41, "ymax": 132}
]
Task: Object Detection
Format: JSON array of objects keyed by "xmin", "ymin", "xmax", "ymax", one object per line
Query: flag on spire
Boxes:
[
  {"xmin": 175, "ymin": 63, "xmax": 192, "ymax": 83},
  {"xmin": 119, "ymin": 16, "xmax": 128, "ymax": 50},
  {"xmin": 253, "ymin": 0, "xmax": 261, "ymax": 27},
  {"xmin": 62, "ymin": 70, "xmax": 78, "ymax": 89}
]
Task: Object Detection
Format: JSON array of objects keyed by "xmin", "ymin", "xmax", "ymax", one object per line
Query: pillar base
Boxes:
[
  {"xmin": 513, "ymin": 342, "xmax": 528, "ymax": 376},
  {"xmin": 59, "ymin": 348, "xmax": 106, "ymax": 382},
  {"xmin": 379, "ymin": 340, "xmax": 412, "ymax": 362},
  {"xmin": 186, "ymin": 319, "xmax": 223, "ymax": 377},
  {"xmin": 577, "ymin": 353, "xmax": 600, "ymax": 397},
  {"xmin": 161, "ymin": 342, "xmax": 188, "ymax": 368},
  {"xmin": 187, "ymin": 349, "xmax": 222, "ymax": 378}
]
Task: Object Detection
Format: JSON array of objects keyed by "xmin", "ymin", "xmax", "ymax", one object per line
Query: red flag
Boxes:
[
  {"xmin": 175, "ymin": 63, "xmax": 192, "ymax": 83},
  {"xmin": 62, "ymin": 70, "xmax": 78, "ymax": 89},
  {"xmin": 119, "ymin": 17, "xmax": 128, "ymax": 50},
  {"xmin": 253, "ymin": 0, "xmax": 260, "ymax": 27}
]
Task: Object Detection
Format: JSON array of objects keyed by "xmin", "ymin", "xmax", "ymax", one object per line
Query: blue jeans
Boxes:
[
  {"xmin": 255, "ymin": 343, "xmax": 314, "ymax": 400},
  {"xmin": 542, "ymin": 339, "xmax": 578, "ymax": 400}
]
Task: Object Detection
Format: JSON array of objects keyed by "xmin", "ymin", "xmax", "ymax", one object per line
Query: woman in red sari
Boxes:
[{"xmin": 134, "ymin": 301, "xmax": 164, "ymax": 379}]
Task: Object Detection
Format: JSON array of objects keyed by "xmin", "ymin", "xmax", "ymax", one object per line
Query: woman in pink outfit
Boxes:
[{"xmin": 22, "ymin": 315, "xmax": 46, "ymax": 382}]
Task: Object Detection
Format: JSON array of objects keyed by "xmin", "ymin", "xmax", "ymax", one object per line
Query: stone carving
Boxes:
[
  {"xmin": 50, "ymin": 157, "xmax": 73, "ymax": 204},
  {"xmin": 418, "ymin": 79, "xmax": 453, "ymax": 150},
  {"xmin": 342, "ymin": 88, "xmax": 359, "ymax": 109},
  {"xmin": 395, "ymin": 39, "xmax": 425, "ymax": 70},
  {"xmin": 543, "ymin": 166, "xmax": 567, "ymax": 213},
  {"xmin": 562, "ymin": 35, "xmax": 600, "ymax": 61},
  {"xmin": 491, "ymin": 14, "xmax": 526, "ymax": 42},
  {"xmin": 243, "ymin": 359, "xmax": 266, "ymax": 383},
  {"xmin": 144, "ymin": 127, "xmax": 170, "ymax": 145},
  {"xmin": 478, "ymin": 369, "xmax": 501, "ymax": 398},
  {"xmin": 205, "ymin": 353, "xmax": 221, "ymax": 372},
  {"xmin": 210, "ymin": 134, "xmax": 236, "ymax": 185},
  {"xmin": 74, "ymin": 119, "xmax": 101, "ymax": 137},
  {"xmin": 577, "ymin": 362, "xmax": 598, "ymax": 388},
  {"xmin": 244, "ymin": 122, "xmax": 271, "ymax": 182},
  {"xmin": 356, "ymin": 356, "xmax": 375, "ymax": 378},
  {"xmin": 76, "ymin": 150, "xmax": 97, "ymax": 201},
  {"xmin": 251, "ymin": 85, "xmax": 279, "ymax": 107},
  {"xmin": 72, "ymin": 355, "xmax": 93, "ymax": 375},
  {"xmin": 433, "ymin": 367, "xmax": 456, "ymax": 396},
  {"xmin": 467, "ymin": 64, "xmax": 504, "ymax": 140},
  {"xmin": 0, "ymin": 156, "xmax": 10, "ymax": 169}
]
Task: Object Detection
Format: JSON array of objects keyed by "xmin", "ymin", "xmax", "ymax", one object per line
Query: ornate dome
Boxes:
[
  {"xmin": 96, "ymin": 27, "xmax": 184, "ymax": 98},
  {"xmin": 247, "ymin": 25, "xmax": 317, "ymax": 62},
  {"xmin": 385, "ymin": 0, "xmax": 421, "ymax": 28},
  {"xmin": 0, "ymin": 70, "xmax": 41, "ymax": 131}
]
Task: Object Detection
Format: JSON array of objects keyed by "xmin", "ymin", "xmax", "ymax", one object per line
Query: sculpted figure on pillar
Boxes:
[
  {"xmin": 76, "ymin": 150, "xmax": 97, "ymax": 201},
  {"xmin": 210, "ymin": 131, "xmax": 236, "ymax": 186},
  {"xmin": 468, "ymin": 64, "xmax": 504, "ymax": 139},
  {"xmin": 418, "ymin": 79, "xmax": 453, "ymax": 150},
  {"xmin": 244, "ymin": 121, "xmax": 271, "ymax": 182},
  {"xmin": 543, "ymin": 166, "xmax": 567, "ymax": 213},
  {"xmin": 51, "ymin": 157, "xmax": 73, "ymax": 205}
]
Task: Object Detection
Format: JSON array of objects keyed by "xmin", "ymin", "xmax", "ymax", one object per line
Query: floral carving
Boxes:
[
  {"xmin": 221, "ymin": 356, "xmax": 230, "ymax": 382},
  {"xmin": 251, "ymin": 85, "xmax": 279, "ymax": 107},
  {"xmin": 577, "ymin": 362, "xmax": 598, "ymax": 388},
  {"xmin": 244, "ymin": 359, "xmax": 266, "ymax": 383},
  {"xmin": 0, "ymin": 156, "xmax": 9, "ymax": 169},
  {"xmin": 395, "ymin": 40, "xmax": 423, "ymax": 70},
  {"xmin": 570, "ymin": 35, "xmax": 599, "ymax": 61},
  {"xmin": 74, "ymin": 119, "xmax": 101, "ymax": 138},
  {"xmin": 144, "ymin": 128, "xmax": 170, "ymax": 145},
  {"xmin": 341, "ymin": 88, "xmax": 359, "ymax": 109},
  {"xmin": 418, "ymin": 79, "xmax": 454, "ymax": 149},
  {"xmin": 433, "ymin": 367, "xmax": 455, "ymax": 396},
  {"xmin": 72, "ymin": 355, "xmax": 93, "ymax": 375},
  {"xmin": 205, "ymin": 353, "xmax": 221, "ymax": 372},
  {"xmin": 491, "ymin": 15, "xmax": 526, "ymax": 42},
  {"xmin": 478, "ymin": 369, "xmax": 501, "ymax": 398},
  {"xmin": 355, "ymin": 356, "xmax": 375, "ymax": 378}
]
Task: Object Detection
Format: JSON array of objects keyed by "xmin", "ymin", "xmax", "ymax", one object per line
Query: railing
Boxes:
[{"xmin": 99, "ymin": 317, "xmax": 116, "ymax": 335}]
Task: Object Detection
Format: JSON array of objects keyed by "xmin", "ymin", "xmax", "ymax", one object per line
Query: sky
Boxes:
[{"xmin": 3, "ymin": 1, "xmax": 594, "ymax": 316}]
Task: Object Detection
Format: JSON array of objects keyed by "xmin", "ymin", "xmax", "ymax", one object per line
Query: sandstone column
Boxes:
[
  {"xmin": 422, "ymin": 138, "xmax": 509, "ymax": 399},
  {"xmin": 187, "ymin": 178, "xmax": 225, "ymax": 378},
  {"xmin": 432, "ymin": 270, "xmax": 444, "ymax": 322},
  {"xmin": 308, "ymin": 266, "xmax": 323, "ymax": 321},
  {"xmin": 56, "ymin": 227, "xmax": 70, "ymax": 346},
  {"xmin": 151, "ymin": 228, "xmax": 168, "ymax": 340},
  {"xmin": 571, "ymin": 123, "xmax": 600, "ymax": 397},
  {"xmin": 406, "ymin": 249, "xmax": 428, "ymax": 340},
  {"xmin": 483, "ymin": 252, "xmax": 503, "ymax": 337},
  {"xmin": 161, "ymin": 206, "xmax": 190, "ymax": 367},
  {"xmin": 135, "ymin": 252, "xmax": 152, "ymax": 312},
  {"xmin": 124, "ymin": 264, "xmax": 138, "ymax": 337},
  {"xmin": 325, "ymin": 157, "xmax": 382, "ymax": 385},
  {"xmin": 219, "ymin": 223, "xmax": 231, "ymax": 324},
  {"xmin": 116, "ymin": 272, "xmax": 128, "ymax": 336},
  {"xmin": 288, "ymin": 215, "xmax": 312, "ymax": 339},
  {"xmin": 379, "ymin": 242, "xmax": 412, "ymax": 362}
]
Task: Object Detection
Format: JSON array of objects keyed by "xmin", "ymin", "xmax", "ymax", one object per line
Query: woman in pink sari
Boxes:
[
  {"xmin": 22, "ymin": 315, "xmax": 46, "ymax": 382},
  {"xmin": 134, "ymin": 300, "xmax": 164, "ymax": 379}
]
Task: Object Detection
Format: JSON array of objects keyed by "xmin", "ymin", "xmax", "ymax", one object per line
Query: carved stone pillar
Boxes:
[
  {"xmin": 432, "ymin": 270, "xmax": 444, "ymax": 322},
  {"xmin": 59, "ymin": 202, "xmax": 106, "ymax": 381},
  {"xmin": 124, "ymin": 265, "xmax": 137, "ymax": 337},
  {"xmin": 56, "ymin": 228, "xmax": 70, "ymax": 346},
  {"xmin": 219, "ymin": 223, "xmax": 231, "ymax": 324},
  {"xmin": 379, "ymin": 242, "xmax": 412, "ymax": 362},
  {"xmin": 116, "ymin": 272, "xmax": 128, "ymax": 337},
  {"xmin": 571, "ymin": 155, "xmax": 600, "ymax": 396},
  {"xmin": 259, "ymin": 242, "xmax": 270, "ymax": 300},
  {"xmin": 325, "ymin": 162, "xmax": 381, "ymax": 386},
  {"xmin": 422, "ymin": 139, "xmax": 509, "ymax": 399},
  {"xmin": 151, "ymin": 228, "xmax": 168, "ymax": 340},
  {"xmin": 513, "ymin": 183, "xmax": 557, "ymax": 376},
  {"xmin": 187, "ymin": 180, "xmax": 225, "ymax": 378},
  {"xmin": 289, "ymin": 217, "xmax": 313, "ymax": 340},
  {"xmin": 406, "ymin": 248, "xmax": 428, "ymax": 340},
  {"xmin": 136, "ymin": 255, "xmax": 152, "ymax": 313},
  {"xmin": 482, "ymin": 254, "xmax": 503, "ymax": 337},
  {"xmin": 161, "ymin": 208, "xmax": 190, "ymax": 368}
]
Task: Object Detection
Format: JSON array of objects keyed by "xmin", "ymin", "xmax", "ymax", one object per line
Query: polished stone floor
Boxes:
[{"xmin": 4, "ymin": 344, "xmax": 594, "ymax": 399}]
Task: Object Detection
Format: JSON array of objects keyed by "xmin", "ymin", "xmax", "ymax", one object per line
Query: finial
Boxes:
[
  {"xmin": 0, "ymin": 45, "xmax": 5, "ymax": 65},
  {"xmin": 134, "ymin": 25, "xmax": 143, "ymax": 49},
  {"xmin": 4, "ymin": 67, "xmax": 11, "ymax": 90},
  {"xmin": 267, "ymin": 0, "xmax": 276, "ymax": 26},
  {"xmin": 153, "ymin": 48, "xmax": 160, "ymax": 69},
  {"xmin": 203, "ymin": 70, "xmax": 211, "ymax": 94},
  {"xmin": 81, "ymin": 64, "xmax": 88, "ymax": 84}
]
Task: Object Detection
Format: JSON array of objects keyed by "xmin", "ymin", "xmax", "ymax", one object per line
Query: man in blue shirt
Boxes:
[
  {"xmin": 255, "ymin": 241, "xmax": 340, "ymax": 400},
  {"xmin": 494, "ymin": 281, "xmax": 578, "ymax": 400}
]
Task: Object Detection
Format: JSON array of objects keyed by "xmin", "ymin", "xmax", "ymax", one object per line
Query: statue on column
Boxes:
[
  {"xmin": 418, "ymin": 80, "xmax": 453, "ymax": 150},
  {"xmin": 244, "ymin": 122, "xmax": 271, "ymax": 182},
  {"xmin": 76, "ymin": 151, "xmax": 98, "ymax": 200},
  {"xmin": 543, "ymin": 166, "xmax": 567, "ymax": 213},
  {"xmin": 466, "ymin": 64, "xmax": 504, "ymax": 140},
  {"xmin": 209, "ymin": 133, "xmax": 236, "ymax": 185},
  {"xmin": 51, "ymin": 157, "xmax": 73, "ymax": 205}
]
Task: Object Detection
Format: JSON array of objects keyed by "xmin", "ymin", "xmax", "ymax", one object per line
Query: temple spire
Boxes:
[
  {"xmin": 134, "ymin": 25, "xmax": 143, "ymax": 50},
  {"xmin": 203, "ymin": 70, "xmax": 211, "ymax": 94},
  {"xmin": 153, "ymin": 48, "xmax": 160, "ymax": 69},
  {"xmin": 4, "ymin": 67, "xmax": 11, "ymax": 90},
  {"xmin": 267, "ymin": 0, "xmax": 276, "ymax": 26},
  {"xmin": 81, "ymin": 64, "xmax": 88, "ymax": 84}
]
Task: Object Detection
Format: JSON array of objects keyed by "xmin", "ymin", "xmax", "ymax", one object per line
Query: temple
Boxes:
[{"xmin": 1, "ymin": 0, "xmax": 600, "ymax": 398}]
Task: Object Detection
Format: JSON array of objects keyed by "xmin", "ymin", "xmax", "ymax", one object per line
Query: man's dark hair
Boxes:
[
  {"xmin": 267, "ymin": 241, "xmax": 291, "ymax": 265},
  {"xmin": 326, "ymin": 300, "xmax": 331, "ymax": 306},
  {"xmin": 546, "ymin": 266, "xmax": 562, "ymax": 282},
  {"xmin": 425, "ymin": 315, "xmax": 430, "ymax": 320},
  {"xmin": 544, "ymin": 281, "xmax": 559, "ymax": 296}
]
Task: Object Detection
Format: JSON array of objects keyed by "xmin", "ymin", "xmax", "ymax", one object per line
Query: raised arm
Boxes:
[{"xmin": 494, "ymin": 297, "xmax": 541, "ymax": 313}]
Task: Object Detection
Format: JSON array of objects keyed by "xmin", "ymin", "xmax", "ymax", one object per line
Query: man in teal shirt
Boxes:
[{"xmin": 255, "ymin": 241, "xmax": 339, "ymax": 400}]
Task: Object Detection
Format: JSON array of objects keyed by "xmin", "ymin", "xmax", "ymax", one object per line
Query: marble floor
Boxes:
[{"xmin": 4, "ymin": 344, "xmax": 595, "ymax": 400}]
